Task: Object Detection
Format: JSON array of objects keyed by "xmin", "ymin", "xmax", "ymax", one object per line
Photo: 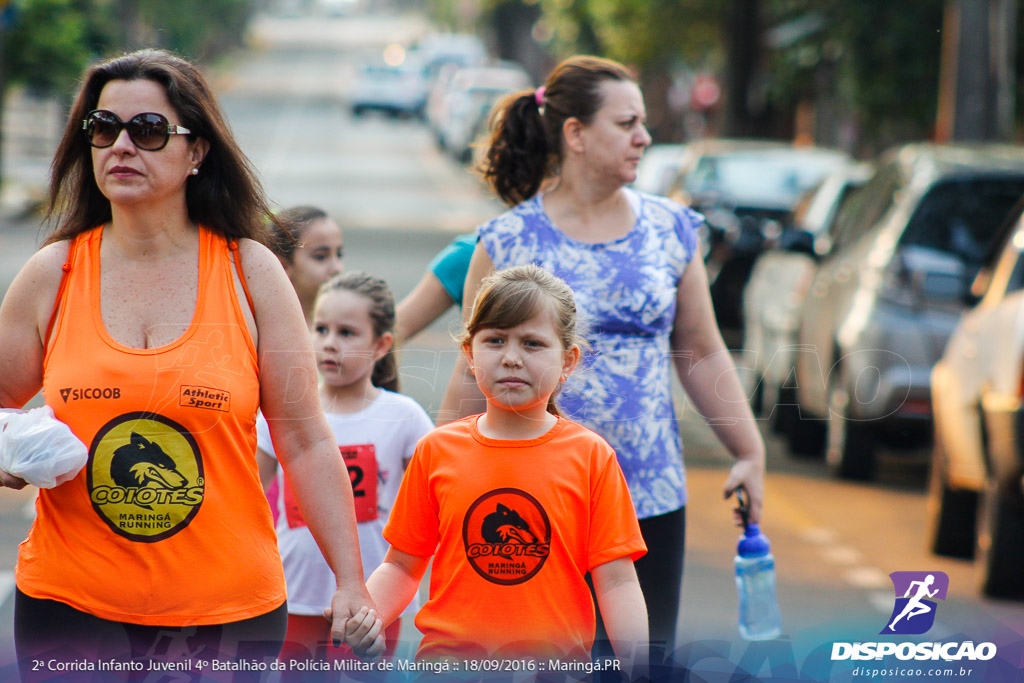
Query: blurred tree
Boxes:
[
  {"xmin": 3, "ymin": 0, "xmax": 95, "ymax": 96},
  {"xmin": 763, "ymin": 0, "xmax": 944, "ymax": 154},
  {"xmin": 135, "ymin": 0, "xmax": 254, "ymax": 59},
  {"xmin": 431, "ymin": 0, "xmax": 954, "ymax": 152}
]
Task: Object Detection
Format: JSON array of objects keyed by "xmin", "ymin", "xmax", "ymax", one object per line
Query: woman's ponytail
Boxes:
[
  {"xmin": 480, "ymin": 90, "xmax": 551, "ymax": 207},
  {"xmin": 480, "ymin": 56, "xmax": 636, "ymax": 207}
]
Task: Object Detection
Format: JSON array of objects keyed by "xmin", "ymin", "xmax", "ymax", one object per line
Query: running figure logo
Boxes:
[{"xmin": 881, "ymin": 571, "xmax": 949, "ymax": 635}]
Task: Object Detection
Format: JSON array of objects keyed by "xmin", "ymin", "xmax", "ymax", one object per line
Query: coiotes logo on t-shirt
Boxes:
[
  {"xmin": 87, "ymin": 412, "xmax": 205, "ymax": 542},
  {"xmin": 463, "ymin": 488, "xmax": 551, "ymax": 585}
]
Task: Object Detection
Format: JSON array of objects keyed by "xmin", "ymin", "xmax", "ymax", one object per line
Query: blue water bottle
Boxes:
[{"xmin": 733, "ymin": 487, "xmax": 782, "ymax": 640}]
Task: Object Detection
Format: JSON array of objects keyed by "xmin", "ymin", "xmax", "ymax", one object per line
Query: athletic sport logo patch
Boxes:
[{"xmin": 463, "ymin": 488, "xmax": 551, "ymax": 585}]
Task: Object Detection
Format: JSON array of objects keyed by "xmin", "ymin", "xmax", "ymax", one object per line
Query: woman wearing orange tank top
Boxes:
[{"xmin": 0, "ymin": 50, "xmax": 375, "ymax": 679}]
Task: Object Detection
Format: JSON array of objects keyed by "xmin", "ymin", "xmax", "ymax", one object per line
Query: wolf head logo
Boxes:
[
  {"xmin": 481, "ymin": 503, "xmax": 538, "ymax": 560},
  {"xmin": 110, "ymin": 432, "xmax": 188, "ymax": 509}
]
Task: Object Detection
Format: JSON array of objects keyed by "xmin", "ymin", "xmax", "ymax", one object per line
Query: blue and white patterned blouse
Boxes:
[{"xmin": 477, "ymin": 188, "xmax": 702, "ymax": 518}]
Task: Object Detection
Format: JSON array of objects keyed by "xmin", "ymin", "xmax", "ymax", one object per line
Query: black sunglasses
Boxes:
[{"xmin": 83, "ymin": 109, "xmax": 191, "ymax": 151}]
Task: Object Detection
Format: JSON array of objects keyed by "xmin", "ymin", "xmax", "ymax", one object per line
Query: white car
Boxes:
[
  {"xmin": 930, "ymin": 198, "xmax": 1024, "ymax": 599},
  {"xmin": 632, "ymin": 144, "xmax": 686, "ymax": 196},
  {"xmin": 743, "ymin": 163, "xmax": 871, "ymax": 434},
  {"xmin": 437, "ymin": 64, "xmax": 532, "ymax": 164},
  {"xmin": 350, "ymin": 58, "xmax": 429, "ymax": 119}
]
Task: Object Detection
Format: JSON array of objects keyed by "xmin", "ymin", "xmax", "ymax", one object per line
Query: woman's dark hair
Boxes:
[
  {"xmin": 481, "ymin": 55, "xmax": 635, "ymax": 206},
  {"xmin": 45, "ymin": 48, "xmax": 275, "ymax": 245},
  {"xmin": 319, "ymin": 271, "xmax": 399, "ymax": 393},
  {"xmin": 268, "ymin": 206, "xmax": 330, "ymax": 263}
]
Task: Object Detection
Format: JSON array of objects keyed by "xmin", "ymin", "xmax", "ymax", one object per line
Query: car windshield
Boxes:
[
  {"xmin": 900, "ymin": 177, "xmax": 1024, "ymax": 267},
  {"xmin": 686, "ymin": 152, "xmax": 845, "ymax": 210}
]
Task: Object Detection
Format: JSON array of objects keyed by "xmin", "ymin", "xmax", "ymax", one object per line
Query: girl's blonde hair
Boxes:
[
  {"xmin": 460, "ymin": 264, "xmax": 587, "ymax": 415},
  {"xmin": 318, "ymin": 271, "xmax": 398, "ymax": 393}
]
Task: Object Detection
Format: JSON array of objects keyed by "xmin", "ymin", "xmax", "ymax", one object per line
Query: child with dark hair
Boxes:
[
  {"xmin": 268, "ymin": 205, "xmax": 344, "ymax": 326},
  {"xmin": 258, "ymin": 271, "xmax": 432, "ymax": 675}
]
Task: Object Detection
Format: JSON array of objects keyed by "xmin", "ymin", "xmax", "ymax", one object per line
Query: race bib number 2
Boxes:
[
  {"xmin": 341, "ymin": 444, "xmax": 378, "ymax": 522},
  {"xmin": 283, "ymin": 444, "xmax": 378, "ymax": 529}
]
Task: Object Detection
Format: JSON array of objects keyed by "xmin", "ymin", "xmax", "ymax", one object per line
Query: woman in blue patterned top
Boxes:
[{"xmin": 439, "ymin": 56, "xmax": 766, "ymax": 653}]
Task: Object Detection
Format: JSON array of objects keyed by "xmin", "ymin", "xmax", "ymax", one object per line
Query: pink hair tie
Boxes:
[{"xmin": 535, "ymin": 86, "xmax": 546, "ymax": 108}]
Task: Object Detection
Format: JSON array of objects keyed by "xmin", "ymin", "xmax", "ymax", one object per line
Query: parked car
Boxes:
[
  {"xmin": 632, "ymin": 144, "xmax": 686, "ymax": 196},
  {"xmin": 413, "ymin": 33, "xmax": 487, "ymax": 80},
  {"xmin": 350, "ymin": 56, "xmax": 429, "ymax": 119},
  {"xmin": 742, "ymin": 163, "xmax": 872, "ymax": 432},
  {"xmin": 437, "ymin": 64, "xmax": 531, "ymax": 164},
  {"xmin": 929, "ymin": 196, "xmax": 1024, "ymax": 599},
  {"xmin": 667, "ymin": 140, "xmax": 851, "ymax": 346},
  {"xmin": 788, "ymin": 143, "xmax": 1024, "ymax": 480}
]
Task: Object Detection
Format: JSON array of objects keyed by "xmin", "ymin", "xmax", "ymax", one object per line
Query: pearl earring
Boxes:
[{"xmin": 191, "ymin": 168, "xmax": 199, "ymax": 175}]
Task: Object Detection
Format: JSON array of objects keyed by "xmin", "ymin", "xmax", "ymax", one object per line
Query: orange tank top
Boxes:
[{"xmin": 18, "ymin": 225, "xmax": 285, "ymax": 626}]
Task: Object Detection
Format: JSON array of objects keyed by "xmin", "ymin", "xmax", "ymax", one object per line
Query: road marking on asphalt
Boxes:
[
  {"xmin": 868, "ymin": 590, "xmax": 894, "ymax": 614},
  {"xmin": 765, "ymin": 478, "xmax": 904, "ymax": 615},
  {"xmin": 821, "ymin": 545, "xmax": 864, "ymax": 565},
  {"xmin": 801, "ymin": 527, "xmax": 839, "ymax": 545},
  {"xmin": 843, "ymin": 567, "xmax": 891, "ymax": 590}
]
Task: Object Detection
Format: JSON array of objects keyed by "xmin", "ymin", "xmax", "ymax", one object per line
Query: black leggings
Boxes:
[
  {"xmin": 592, "ymin": 507, "xmax": 685, "ymax": 662},
  {"xmin": 634, "ymin": 507, "xmax": 686, "ymax": 651},
  {"xmin": 14, "ymin": 588, "xmax": 287, "ymax": 683}
]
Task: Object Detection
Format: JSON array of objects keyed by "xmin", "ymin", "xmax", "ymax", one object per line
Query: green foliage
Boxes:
[
  {"xmin": 829, "ymin": 0, "xmax": 944, "ymax": 134},
  {"xmin": 444, "ymin": 0, "xmax": 951, "ymax": 148},
  {"xmin": 4, "ymin": 0, "xmax": 97, "ymax": 96},
  {"xmin": 3, "ymin": 0, "xmax": 258, "ymax": 98},
  {"xmin": 135, "ymin": 0, "xmax": 254, "ymax": 59}
]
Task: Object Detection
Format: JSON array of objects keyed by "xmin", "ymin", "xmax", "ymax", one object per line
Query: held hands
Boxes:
[
  {"xmin": 339, "ymin": 606, "xmax": 385, "ymax": 659},
  {"xmin": 323, "ymin": 584, "xmax": 384, "ymax": 659},
  {"xmin": 724, "ymin": 456, "xmax": 764, "ymax": 525}
]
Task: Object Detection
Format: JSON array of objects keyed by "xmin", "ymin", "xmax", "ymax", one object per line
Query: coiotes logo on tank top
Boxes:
[
  {"xmin": 87, "ymin": 412, "xmax": 204, "ymax": 542},
  {"xmin": 463, "ymin": 488, "xmax": 551, "ymax": 585}
]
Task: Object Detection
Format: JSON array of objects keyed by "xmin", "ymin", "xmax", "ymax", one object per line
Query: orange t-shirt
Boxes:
[
  {"xmin": 384, "ymin": 415, "xmax": 646, "ymax": 661},
  {"xmin": 17, "ymin": 226, "xmax": 285, "ymax": 626}
]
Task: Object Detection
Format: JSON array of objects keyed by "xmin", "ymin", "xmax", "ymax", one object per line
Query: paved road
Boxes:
[{"xmin": 0, "ymin": 9, "xmax": 1021, "ymax": 682}]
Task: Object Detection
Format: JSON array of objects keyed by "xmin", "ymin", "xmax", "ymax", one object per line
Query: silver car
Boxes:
[{"xmin": 788, "ymin": 144, "xmax": 1024, "ymax": 480}]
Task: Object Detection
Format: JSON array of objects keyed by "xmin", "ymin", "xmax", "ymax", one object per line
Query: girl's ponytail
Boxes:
[{"xmin": 371, "ymin": 350, "xmax": 399, "ymax": 393}]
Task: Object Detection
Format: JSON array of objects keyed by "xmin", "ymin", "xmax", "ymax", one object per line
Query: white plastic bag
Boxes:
[{"xmin": 0, "ymin": 405, "xmax": 88, "ymax": 488}]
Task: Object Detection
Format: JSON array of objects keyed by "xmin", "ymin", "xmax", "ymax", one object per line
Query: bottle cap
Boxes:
[{"xmin": 738, "ymin": 523, "xmax": 771, "ymax": 557}]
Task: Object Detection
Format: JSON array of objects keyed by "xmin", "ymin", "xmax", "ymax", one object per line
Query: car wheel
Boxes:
[
  {"xmin": 784, "ymin": 393, "xmax": 826, "ymax": 457},
  {"xmin": 770, "ymin": 385, "xmax": 796, "ymax": 435},
  {"xmin": 977, "ymin": 476, "xmax": 1024, "ymax": 599},
  {"xmin": 826, "ymin": 385, "xmax": 876, "ymax": 480},
  {"xmin": 749, "ymin": 374, "xmax": 764, "ymax": 416},
  {"xmin": 926, "ymin": 436, "xmax": 977, "ymax": 558}
]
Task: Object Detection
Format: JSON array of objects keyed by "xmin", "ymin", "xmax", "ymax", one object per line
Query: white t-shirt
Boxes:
[{"xmin": 256, "ymin": 390, "xmax": 434, "ymax": 616}]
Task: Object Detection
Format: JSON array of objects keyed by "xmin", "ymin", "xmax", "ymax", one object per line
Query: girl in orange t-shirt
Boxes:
[{"xmin": 339, "ymin": 264, "xmax": 649, "ymax": 672}]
